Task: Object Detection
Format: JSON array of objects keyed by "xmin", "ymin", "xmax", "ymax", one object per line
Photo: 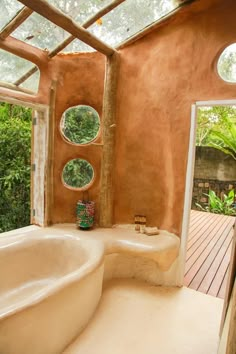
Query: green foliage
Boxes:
[
  {"xmin": 196, "ymin": 189, "xmax": 236, "ymax": 216},
  {"xmin": 62, "ymin": 105, "xmax": 100, "ymax": 145},
  {"xmin": 196, "ymin": 106, "xmax": 236, "ymax": 147},
  {"xmin": 63, "ymin": 159, "xmax": 94, "ymax": 189},
  {"xmin": 208, "ymin": 115, "xmax": 236, "ymax": 160},
  {"xmin": 0, "ymin": 102, "xmax": 31, "ymax": 232}
]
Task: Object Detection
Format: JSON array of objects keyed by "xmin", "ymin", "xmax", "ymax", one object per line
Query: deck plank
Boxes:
[
  {"xmin": 184, "ymin": 217, "xmax": 231, "ymax": 278},
  {"xmin": 186, "ymin": 213, "xmax": 225, "ymax": 254},
  {"xmin": 184, "ymin": 210, "xmax": 235, "ymax": 298},
  {"xmin": 207, "ymin": 239, "xmax": 233, "ymax": 297},
  {"xmin": 217, "ymin": 265, "xmax": 229, "ymax": 299},
  {"xmin": 190, "ymin": 228, "xmax": 232, "ymax": 292}
]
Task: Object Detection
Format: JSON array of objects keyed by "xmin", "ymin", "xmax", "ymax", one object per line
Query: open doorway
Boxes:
[
  {"xmin": 0, "ymin": 101, "xmax": 32, "ymax": 233},
  {"xmin": 0, "ymin": 97, "xmax": 49, "ymax": 233},
  {"xmin": 181, "ymin": 100, "xmax": 236, "ymax": 299}
]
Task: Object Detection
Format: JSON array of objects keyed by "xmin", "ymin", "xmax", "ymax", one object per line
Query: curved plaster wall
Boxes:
[
  {"xmin": 52, "ymin": 53, "xmax": 105, "ymax": 224},
  {"xmin": 114, "ymin": 0, "xmax": 236, "ymax": 234}
]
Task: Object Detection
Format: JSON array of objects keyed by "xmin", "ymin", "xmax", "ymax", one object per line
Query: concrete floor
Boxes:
[{"xmin": 63, "ymin": 279, "xmax": 223, "ymax": 354}]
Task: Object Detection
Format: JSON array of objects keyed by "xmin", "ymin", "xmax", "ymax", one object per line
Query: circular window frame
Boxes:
[
  {"xmin": 61, "ymin": 157, "xmax": 96, "ymax": 191},
  {"xmin": 60, "ymin": 104, "xmax": 101, "ymax": 146},
  {"xmin": 216, "ymin": 43, "xmax": 236, "ymax": 84}
]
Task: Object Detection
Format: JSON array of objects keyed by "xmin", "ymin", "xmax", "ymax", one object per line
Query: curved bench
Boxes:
[{"xmin": 104, "ymin": 230, "xmax": 180, "ymax": 272}]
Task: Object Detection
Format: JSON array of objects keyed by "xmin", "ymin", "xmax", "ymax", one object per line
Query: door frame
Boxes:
[
  {"xmin": 0, "ymin": 93, "xmax": 49, "ymax": 227},
  {"xmin": 178, "ymin": 99, "xmax": 236, "ymax": 284}
]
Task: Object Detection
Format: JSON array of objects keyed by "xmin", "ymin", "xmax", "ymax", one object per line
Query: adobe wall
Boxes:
[
  {"xmin": 114, "ymin": 0, "xmax": 236, "ymax": 235},
  {"xmin": 51, "ymin": 52, "xmax": 105, "ymax": 224}
]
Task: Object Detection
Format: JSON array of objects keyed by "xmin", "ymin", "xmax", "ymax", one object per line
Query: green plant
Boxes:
[
  {"xmin": 62, "ymin": 105, "xmax": 100, "ymax": 145},
  {"xmin": 0, "ymin": 102, "xmax": 31, "ymax": 232},
  {"xmin": 196, "ymin": 189, "xmax": 236, "ymax": 216},
  {"xmin": 208, "ymin": 115, "xmax": 236, "ymax": 160}
]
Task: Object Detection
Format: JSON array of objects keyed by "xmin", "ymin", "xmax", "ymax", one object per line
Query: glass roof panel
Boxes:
[
  {"xmin": 20, "ymin": 70, "xmax": 40, "ymax": 93},
  {"xmin": 12, "ymin": 13, "xmax": 69, "ymax": 51},
  {"xmin": 0, "ymin": 49, "xmax": 39, "ymax": 93},
  {"xmin": 0, "ymin": 0, "xmax": 24, "ymax": 31},
  {"xmin": 46, "ymin": 0, "xmax": 113, "ymax": 24},
  {"xmin": 12, "ymin": 0, "xmax": 114, "ymax": 53},
  {"xmin": 88, "ymin": 0, "xmax": 177, "ymax": 47},
  {"xmin": 62, "ymin": 38, "xmax": 95, "ymax": 53}
]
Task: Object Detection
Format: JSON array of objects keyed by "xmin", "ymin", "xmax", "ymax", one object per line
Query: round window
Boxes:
[
  {"xmin": 62, "ymin": 158, "xmax": 94, "ymax": 190},
  {"xmin": 217, "ymin": 43, "xmax": 236, "ymax": 83},
  {"xmin": 61, "ymin": 105, "xmax": 100, "ymax": 144}
]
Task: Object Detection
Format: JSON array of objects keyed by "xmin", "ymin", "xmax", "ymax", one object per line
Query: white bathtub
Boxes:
[{"xmin": 0, "ymin": 232, "xmax": 104, "ymax": 354}]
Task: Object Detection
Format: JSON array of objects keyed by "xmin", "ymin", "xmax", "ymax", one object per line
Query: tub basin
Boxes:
[{"xmin": 0, "ymin": 233, "xmax": 104, "ymax": 354}]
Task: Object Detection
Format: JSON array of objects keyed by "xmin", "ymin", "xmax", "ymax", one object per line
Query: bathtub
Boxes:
[{"xmin": 0, "ymin": 232, "xmax": 104, "ymax": 354}]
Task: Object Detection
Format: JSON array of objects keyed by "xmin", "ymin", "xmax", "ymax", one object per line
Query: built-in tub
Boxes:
[{"xmin": 0, "ymin": 233, "xmax": 104, "ymax": 354}]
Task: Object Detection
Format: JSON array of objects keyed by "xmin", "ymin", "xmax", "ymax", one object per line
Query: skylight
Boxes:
[
  {"xmin": 88, "ymin": 0, "xmax": 176, "ymax": 47},
  {"xmin": 0, "ymin": 50, "xmax": 40, "ymax": 93},
  {"xmin": 46, "ymin": 0, "xmax": 113, "ymax": 24},
  {"xmin": 0, "ymin": 0, "xmax": 23, "ymax": 31},
  {"xmin": 12, "ymin": 13, "xmax": 69, "ymax": 51}
]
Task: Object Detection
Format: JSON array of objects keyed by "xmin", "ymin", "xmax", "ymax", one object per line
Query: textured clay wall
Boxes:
[
  {"xmin": 51, "ymin": 53, "xmax": 105, "ymax": 224},
  {"xmin": 114, "ymin": 0, "xmax": 236, "ymax": 235}
]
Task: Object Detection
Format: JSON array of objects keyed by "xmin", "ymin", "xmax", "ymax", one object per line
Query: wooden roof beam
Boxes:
[
  {"xmin": 49, "ymin": 0, "xmax": 125, "ymax": 58},
  {"xmin": 0, "ymin": 36, "xmax": 48, "ymax": 67},
  {"xmin": 0, "ymin": 81, "xmax": 35, "ymax": 95},
  {"xmin": 0, "ymin": 7, "xmax": 33, "ymax": 40},
  {"xmin": 18, "ymin": 0, "xmax": 116, "ymax": 56}
]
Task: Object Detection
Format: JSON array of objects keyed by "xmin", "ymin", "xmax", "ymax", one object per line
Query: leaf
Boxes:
[{"xmin": 96, "ymin": 18, "xmax": 103, "ymax": 26}]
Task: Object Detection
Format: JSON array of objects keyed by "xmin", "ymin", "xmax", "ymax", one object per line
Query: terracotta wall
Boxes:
[
  {"xmin": 51, "ymin": 53, "xmax": 105, "ymax": 224},
  {"xmin": 114, "ymin": 0, "xmax": 236, "ymax": 235}
]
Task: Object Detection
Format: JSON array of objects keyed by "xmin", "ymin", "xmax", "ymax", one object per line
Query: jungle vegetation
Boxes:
[{"xmin": 0, "ymin": 102, "xmax": 31, "ymax": 232}]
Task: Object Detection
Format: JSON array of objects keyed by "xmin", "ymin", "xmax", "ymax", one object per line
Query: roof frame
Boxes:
[
  {"xmin": 17, "ymin": 0, "xmax": 116, "ymax": 56},
  {"xmin": 0, "ymin": 0, "xmax": 196, "ymax": 92},
  {"xmin": 14, "ymin": 0, "xmax": 126, "ymax": 87}
]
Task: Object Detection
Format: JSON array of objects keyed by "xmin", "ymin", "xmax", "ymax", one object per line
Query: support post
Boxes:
[
  {"xmin": 99, "ymin": 52, "xmax": 119, "ymax": 227},
  {"xmin": 45, "ymin": 80, "xmax": 56, "ymax": 225}
]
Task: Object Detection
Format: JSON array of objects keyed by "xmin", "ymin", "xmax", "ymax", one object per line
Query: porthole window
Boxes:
[
  {"xmin": 217, "ymin": 43, "xmax": 236, "ymax": 83},
  {"xmin": 62, "ymin": 158, "xmax": 94, "ymax": 190},
  {"xmin": 60, "ymin": 105, "xmax": 100, "ymax": 145}
]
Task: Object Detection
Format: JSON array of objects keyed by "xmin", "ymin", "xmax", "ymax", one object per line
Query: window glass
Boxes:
[
  {"xmin": 61, "ymin": 105, "xmax": 100, "ymax": 145},
  {"xmin": 217, "ymin": 44, "xmax": 236, "ymax": 83},
  {"xmin": 62, "ymin": 159, "xmax": 94, "ymax": 189}
]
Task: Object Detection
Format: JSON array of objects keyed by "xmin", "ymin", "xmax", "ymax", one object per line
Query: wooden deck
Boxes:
[{"xmin": 184, "ymin": 210, "xmax": 235, "ymax": 299}]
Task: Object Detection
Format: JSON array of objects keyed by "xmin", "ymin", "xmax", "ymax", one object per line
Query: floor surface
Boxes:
[
  {"xmin": 63, "ymin": 279, "xmax": 223, "ymax": 354},
  {"xmin": 185, "ymin": 210, "xmax": 235, "ymax": 298}
]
